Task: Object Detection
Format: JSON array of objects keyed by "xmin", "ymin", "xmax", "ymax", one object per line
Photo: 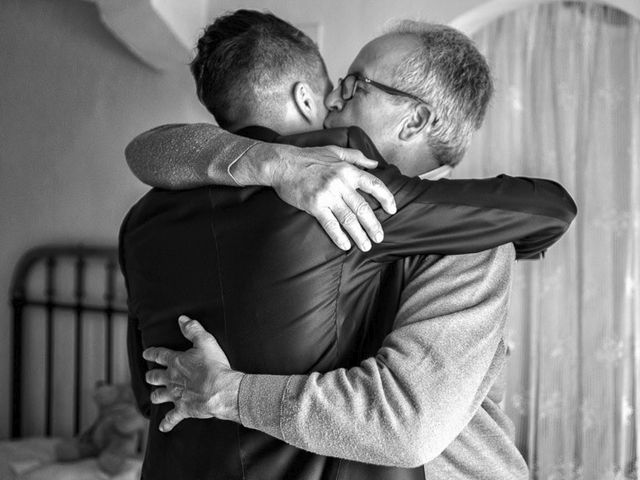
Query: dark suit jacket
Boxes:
[{"xmin": 119, "ymin": 126, "xmax": 576, "ymax": 480}]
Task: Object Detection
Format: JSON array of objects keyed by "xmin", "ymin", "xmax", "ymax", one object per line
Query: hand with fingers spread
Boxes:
[
  {"xmin": 142, "ymin": 315, "xmax": 243, "ymax": 432},
  {"xmin": 265, "ymin": 144, "xmax": 397, "ymax": 251}
]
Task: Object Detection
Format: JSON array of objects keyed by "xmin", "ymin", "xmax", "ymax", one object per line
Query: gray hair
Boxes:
[{"xmin": 387, "ymin": 21, "xmax": 493, "ymax": 166}]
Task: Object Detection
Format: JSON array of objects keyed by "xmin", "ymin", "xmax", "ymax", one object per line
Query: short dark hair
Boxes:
[
  {"xmin": 190, "ymin": 10, "xmax": 328, "ymax": 129},
  {"xmin": 388, "ymin": 22, "xmax": 493, "ymax": 166}
]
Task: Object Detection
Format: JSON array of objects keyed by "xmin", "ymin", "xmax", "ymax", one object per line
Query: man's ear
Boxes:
[
  {"xmin": 292, "ymin": 82, "xmax": 317, "ymax": 124},
  {"xmin": 398, "ymin": 104, "xmax": 433, "ymax": 141}
]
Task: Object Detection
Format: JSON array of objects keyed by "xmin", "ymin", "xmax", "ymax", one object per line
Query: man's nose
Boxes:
[{"xmin": 325, "ymin": 85, "xmax": 344, "ymax": 112}]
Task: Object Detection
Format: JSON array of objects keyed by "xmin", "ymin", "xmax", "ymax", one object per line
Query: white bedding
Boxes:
[{"xmin": 0, "ymin": 438, "xmax": 141, "ymax": 480}]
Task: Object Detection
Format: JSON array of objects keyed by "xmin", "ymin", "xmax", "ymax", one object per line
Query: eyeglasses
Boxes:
[{"xmin": 338, "ymin": 72, "xmax": 431, "ymax": 109}]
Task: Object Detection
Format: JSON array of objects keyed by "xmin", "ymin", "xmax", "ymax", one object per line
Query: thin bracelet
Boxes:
[{"xmin": 227, "ymin": 142, "xmax": 260, "ymax": 186}]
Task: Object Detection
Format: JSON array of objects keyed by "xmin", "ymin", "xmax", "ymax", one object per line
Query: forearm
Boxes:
[
  {"xmin": 125, "ymin": 123, "xmax": 281, "ymax": 189},
  {"xmin": 240, "ymin": 348, "xmax": 504, "ymax": 467},
  {"xmin": 341, "ymin": 126, "xmax": 577, "ymax": 259},
  {"xmin": 238, "ymin": 246, "xmax": 514, "ymax": 467},
  {"xmin": 373, "ymin": 174, "xmax": 577, "ymax": 261}
]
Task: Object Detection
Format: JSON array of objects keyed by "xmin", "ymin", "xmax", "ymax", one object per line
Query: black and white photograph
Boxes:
[{"xmin": 1, "ymin": 0, "xmax": 639, "ymax": 479}]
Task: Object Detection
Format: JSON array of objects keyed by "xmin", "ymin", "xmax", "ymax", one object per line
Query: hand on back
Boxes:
[{"xmin": 265, "ymin": 143, "xmax": 397, "ymax": 251}]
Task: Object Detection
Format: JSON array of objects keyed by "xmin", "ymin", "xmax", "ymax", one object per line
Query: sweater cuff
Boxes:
[
  {"xmin": 238, "ymin": 374, "xmax": 290, "ymax": 441},
  {"xmin": 225, "ymin": 141, "xmax": 260, "ymax": 186},
  {"xmin": 195, "ymin": 130, "xmax": 258, "ymax": 184}
]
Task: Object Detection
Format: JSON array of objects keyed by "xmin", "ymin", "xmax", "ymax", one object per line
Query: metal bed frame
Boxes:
[{"xmin": 10, "ymin": 245, "xmax": 128, "ymax": 439}]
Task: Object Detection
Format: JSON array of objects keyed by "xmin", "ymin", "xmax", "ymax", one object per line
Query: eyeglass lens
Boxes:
[{"xmin": 340, "ymin": 75, "xmax": 357, "ymax": 101}]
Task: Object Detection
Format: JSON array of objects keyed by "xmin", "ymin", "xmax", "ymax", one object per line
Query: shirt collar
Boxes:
[
  {"xmin": 418, "ymin": 164, "xmax": 453, "ymax": 180},
  {"xmin": 234, "ymin": 125, "xmax": 281, "ymax": 143}
]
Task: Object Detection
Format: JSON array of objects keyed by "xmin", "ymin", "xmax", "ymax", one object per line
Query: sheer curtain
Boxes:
[{"xmin": 455, "ymin": 2, "xmax": 640, "ymax": 478}]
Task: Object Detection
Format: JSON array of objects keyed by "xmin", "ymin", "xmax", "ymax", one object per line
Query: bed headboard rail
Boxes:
[{"xmin": 11, "ymin": 245, "xmax": 129, "ymax": 439}]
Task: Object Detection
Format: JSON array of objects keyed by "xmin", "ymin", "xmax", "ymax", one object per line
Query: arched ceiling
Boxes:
[
  {"xmin": 80, "ymin": 0, "xmax": 206, "ymax": 70},
  {"xmin": 82, "ymin": 0, "xmax": 640, "ymax": 69}
]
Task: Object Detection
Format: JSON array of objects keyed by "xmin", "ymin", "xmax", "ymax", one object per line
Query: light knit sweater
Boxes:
[{"xmin": 238, "ymin": 245, "xmax": 529, "ymax": 479}]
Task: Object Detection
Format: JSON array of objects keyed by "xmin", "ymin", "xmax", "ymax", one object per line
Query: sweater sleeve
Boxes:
[
  {"xmin": 124, "ymin": 123, "xmax": 258, "ymax": 189},
  {"xmin": 238, "ymin": 244, "xmax": 514, "ymax": 467}
]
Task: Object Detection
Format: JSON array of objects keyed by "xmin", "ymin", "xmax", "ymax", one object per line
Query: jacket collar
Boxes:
[
  {"xmin": 235, "ymin": 125, "xmax": 281, "ymax": 143},
  {"xmin": 234, "ymin": 126, "xmax": 351, "ymax": 151},
  {"xmin": 234, "ymin": 125, "xmax": 390, "ymax": 170}
]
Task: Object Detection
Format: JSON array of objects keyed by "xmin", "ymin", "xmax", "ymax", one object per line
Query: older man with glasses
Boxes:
[{"xmin": 123, "ymin": 13, "xmax": 573, "ymax": 480}]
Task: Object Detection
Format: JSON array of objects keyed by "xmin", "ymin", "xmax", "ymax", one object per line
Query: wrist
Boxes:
[
  {"xmin": 210, "ymin": 368, "xmax": 244, "ymax": 423},
  {"xmin": 229, "ymin": 142, "xmax": 277, "ymax": 187}
]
